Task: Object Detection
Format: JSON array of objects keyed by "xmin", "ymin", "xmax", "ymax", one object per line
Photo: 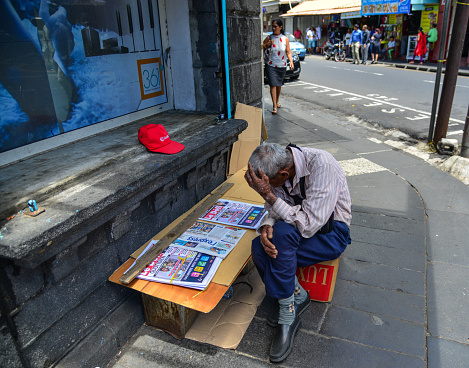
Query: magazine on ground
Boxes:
[
  {"xmin": 199, "ymin": 199, "xmax": 267, "ymax": 230},
  {"xmin": 133, "ymin": 241, "xmax": 222, "ymax": 290}
]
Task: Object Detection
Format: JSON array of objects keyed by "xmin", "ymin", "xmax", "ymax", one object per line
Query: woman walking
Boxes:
[
  {"xmin": 263, "ymin": 18, "xmax": 294, "ymax": 114},
  {"xmin": 410, "ymin": 27, "xmax": 427, "ymax": 65},
  {"xmin": 370, "ymin": 28, "xmax": 381, "ymax": 64}
]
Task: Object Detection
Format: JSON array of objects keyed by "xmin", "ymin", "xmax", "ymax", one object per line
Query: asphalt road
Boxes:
[{"xmin": 279, "ymin": 55, "xmax": 469, "ymax": 142}]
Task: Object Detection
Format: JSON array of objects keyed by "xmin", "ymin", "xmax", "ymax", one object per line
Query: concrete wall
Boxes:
[
  {"xmin": 0, "ymin": 119, "xmax": 246, "ymax": 368},
  {"xmin": 188, "ymin": 0, "xmax": 263, "ymax": 113},
  {"xmin": 226, "ymin": 0, "xmax": 263, "ymax": 110},
  {"xmin": 0, "ymin": 0, "xmax": 262, "ymax": 366}
]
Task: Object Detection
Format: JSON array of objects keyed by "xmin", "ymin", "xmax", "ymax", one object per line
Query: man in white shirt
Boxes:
[
  {"xmin": 306, "ymin": 27, "xmax": 314, "ymax": 54},
  {"xmin": 245, "ymin": 143, "xmax": 352, "ymax": 363}
]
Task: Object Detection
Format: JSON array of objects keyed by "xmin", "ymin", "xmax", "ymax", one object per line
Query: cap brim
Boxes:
[{"xmin": 148, "ymin": 140, "xmax": 185, "ymax": 154}]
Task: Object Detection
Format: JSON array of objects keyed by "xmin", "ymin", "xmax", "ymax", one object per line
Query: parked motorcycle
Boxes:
[{"xmin": 324, "ymin": 40, "xmax": 346, "ymax": 62}]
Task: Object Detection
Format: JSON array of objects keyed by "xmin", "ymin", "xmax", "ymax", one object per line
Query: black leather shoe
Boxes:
[
  {"xmin": 270, "ymin": 314, "xmax": 301, "ymax": 363},
  {"xmin": 267, "ymin": 292, "xmax": 311, "ymax": 327}
]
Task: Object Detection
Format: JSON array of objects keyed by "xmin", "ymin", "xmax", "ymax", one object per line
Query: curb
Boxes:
[{"xmin": 342, "ymin": 57, "xmax": 469, "ymax": 76}]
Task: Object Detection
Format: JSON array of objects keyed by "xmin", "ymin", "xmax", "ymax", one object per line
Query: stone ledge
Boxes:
[{"xmin": 0, "ymin": 113, "xmax": 247, "ymax": 262}]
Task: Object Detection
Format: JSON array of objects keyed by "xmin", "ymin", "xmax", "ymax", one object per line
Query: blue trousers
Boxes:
[{"xmin": 252, "ymin": 221, "xmax": 351, "ymax": 299}]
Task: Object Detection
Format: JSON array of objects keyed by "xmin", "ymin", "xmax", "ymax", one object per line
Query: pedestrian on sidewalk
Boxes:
[
  {"xmin": 370, "ymin": 28, "xmax": 381, "ymax": 64},
  {"xmin": 361, "ymin": 25, "xmax": 371, "ymax": 64},
  {"xmin": 344, "ymin": 28, "xmax": 352, "ymax": 57},
  {"xmin": 426, "ymin": 23, "xmax": 438, "ymax": 51},
  {"xmin": 245, "ymin": 142, "xmax": 352, "ymax": 363},
  {"xmin": 410, "ymin": 27, "xmax": 427, "ymax": 65},
  {"xmin": 263, "ymin": 19, "xmax": 294, "ymax": 114},
  {"xmin": 383, "ymin": 36, "xmax": 396, "ymax": 60},
  {"xmin": 294, "ymin": 27, "xmax": 302, "ymax": 43},
  {"xmin": 351, "ymin": 24, "xmax": 362, "ymax": 65},
  {"xmin": 306, "ymin": 26, "xmax": 314, "ymax": 54}
]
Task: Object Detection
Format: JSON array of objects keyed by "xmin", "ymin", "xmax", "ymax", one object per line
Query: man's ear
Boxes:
[{"xmin": 278, "ymin": 169, "xmax": 290, "ymax": 180}]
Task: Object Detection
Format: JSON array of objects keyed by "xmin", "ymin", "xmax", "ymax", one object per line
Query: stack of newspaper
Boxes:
[{"xmin": 131, "ymin": 200, "xmax": 266, "ymax": 290}]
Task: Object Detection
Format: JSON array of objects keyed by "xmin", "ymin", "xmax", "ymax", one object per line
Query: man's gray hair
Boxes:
[{"xmin": 248, "ymin": 143, "xmax": 292, "ymax": 179}]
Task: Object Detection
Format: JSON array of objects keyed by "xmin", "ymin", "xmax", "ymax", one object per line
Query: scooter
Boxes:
[{"xmin": 324, "ymin": 40, "xmax": 346, "ymax": 62}]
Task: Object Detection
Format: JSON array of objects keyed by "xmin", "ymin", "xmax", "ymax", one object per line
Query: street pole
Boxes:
[
  {"xmin": 433, "ymin": 0, "xmax": 469, "ymax": 146},
  {"xmin": 461, "ymin": 104, "xmax": 469, "ymax": 158},
  {"xmin": 427, "ymin": 0, "xmax": 452, "ymax": 143}
]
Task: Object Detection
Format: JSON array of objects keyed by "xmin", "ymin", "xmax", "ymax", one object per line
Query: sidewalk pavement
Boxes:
[{"xmin": 105, "ymin": 92, "xmax": 469, "ymax": 368}]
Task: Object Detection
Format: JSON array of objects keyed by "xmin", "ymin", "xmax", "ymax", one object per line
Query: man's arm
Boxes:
[
  {"xmin": 271, "ymin": 163, "xmax": 340, "ymax": 238},
  {"xmin": 244, "ymin": 163, "xmax": 280, "ymax": 258}
]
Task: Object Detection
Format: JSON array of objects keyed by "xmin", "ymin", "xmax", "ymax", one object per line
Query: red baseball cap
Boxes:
[{"xmin": 138, "ymin": 124, "xmax": 185, "ymax": 154}]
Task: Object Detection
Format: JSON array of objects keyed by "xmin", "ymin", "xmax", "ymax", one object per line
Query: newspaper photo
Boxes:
[
  {"xmin": 199, "ymin": 199, "xmax": 267, "ymax": 229},
  {"xmin": 136, "ymin": 243, "xmax": 221, "ymax": 290},
  {"xmin": 173, "ymin": 221, "xmax": 246, "ymax": 258}
]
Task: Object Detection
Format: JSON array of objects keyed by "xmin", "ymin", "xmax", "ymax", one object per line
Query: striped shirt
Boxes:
[{"xmin": 259, "ymin": 147, "xmax": 352, "ymax": 238}]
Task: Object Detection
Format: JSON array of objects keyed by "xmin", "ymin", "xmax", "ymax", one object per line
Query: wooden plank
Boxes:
[{"xmin": 119, "ymin": 182, "xmax": 234, "ymax": 284}]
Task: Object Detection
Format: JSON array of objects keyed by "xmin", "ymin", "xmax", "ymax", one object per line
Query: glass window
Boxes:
[{"xmin": 0, "ymin": 0, "xmax": 167, "ymax": 153}]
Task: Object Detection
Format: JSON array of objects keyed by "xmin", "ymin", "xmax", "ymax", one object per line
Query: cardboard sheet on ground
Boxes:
[
  {"xmin": 109, "ymin": 168, "xmax": 265, "ymax": 312},
  {"xmin": 185, "ymin": 265, "xmax": 265, "ymax": 349},
  {"xmin": 229, "ymin": 103, "xmax": 265, "ymax": 175}
]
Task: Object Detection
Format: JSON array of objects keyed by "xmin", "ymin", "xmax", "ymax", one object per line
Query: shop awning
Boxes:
[{"xmin": 282, "ymin": 0, "xmax": 361, "ymax": 16}]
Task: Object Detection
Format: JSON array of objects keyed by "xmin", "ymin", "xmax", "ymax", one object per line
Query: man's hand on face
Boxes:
[
  {"xmin": 245, "ymin": 162, "xmax": 272, "ymax": 198},
  {"xmin": 260, "ymin": 225, "xmax": 277, "ymax": 258}
]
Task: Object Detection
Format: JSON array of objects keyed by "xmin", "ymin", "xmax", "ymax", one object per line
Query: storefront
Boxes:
[
  {"xmin": 361, "ymin": 0, "xmax": 411, "ymax": 59},
  {"xmin": 283, "ymin": 0, "xmax": 362, "ymax": 46}
]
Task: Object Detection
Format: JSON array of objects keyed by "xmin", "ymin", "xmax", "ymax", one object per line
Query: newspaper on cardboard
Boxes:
[
  {"xmin": 135, "ymin": 241, "xmax": 222, "ymax": 290},
  {"xmin": 176, "ymin": 221, "xmax": 246, "ymax": 258},
  {"xmin": 199, "ymin": 199, "xmax": 266, "ymax": 230}
]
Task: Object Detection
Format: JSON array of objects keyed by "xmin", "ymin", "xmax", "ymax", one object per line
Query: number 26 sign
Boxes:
[{"xmin": 137, "ymin": 58, "xmax": 165, "ymax": 100}]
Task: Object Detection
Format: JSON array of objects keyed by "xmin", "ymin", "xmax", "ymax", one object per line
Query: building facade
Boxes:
[{"xmin": 0, "ymin": 1, "xmax": 263, "ymax": 367}]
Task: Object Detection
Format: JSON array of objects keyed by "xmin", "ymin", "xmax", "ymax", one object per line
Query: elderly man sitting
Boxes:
[{"xmin": 244, "ymin": 143, "xmax": 352, "ymax": 363}]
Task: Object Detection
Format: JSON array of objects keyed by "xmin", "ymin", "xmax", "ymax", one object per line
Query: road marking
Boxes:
[
  {"xmin": 423, "ymin": 79, "xmax": 469, "ymax": 88},
  {"xmin": 405, "ymin": 114, "xmax": 428, "ymax": 121},
  {"xmin": 367, "ymin": 138, "xmax": 383, "ymax": 144},
  {"xmin": 338, "ymin": 158, "xmax": 388, "ymax": 176},
  {"xmin": 327, "ymin": 66, "xmax": 383, "ymax": 76},
  {"xmin": 447, "ymin": 130, "xmax": 463, "ymax": 136},
  {"xmin": 287, "ymin": 80, "xmax": 465, "ymax": 124},
  {"xmin": 364, "ymin": 102, "xmax": 383, "ymax": 107}
]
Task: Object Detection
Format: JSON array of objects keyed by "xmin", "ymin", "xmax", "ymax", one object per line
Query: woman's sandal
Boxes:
[
  {"xmin": 277, "ymin": 102, "xmax": 281, "ymax": 108},
  {"xmin": 272, "ymin": 108, "xmax": 277, "ymax": 114}
]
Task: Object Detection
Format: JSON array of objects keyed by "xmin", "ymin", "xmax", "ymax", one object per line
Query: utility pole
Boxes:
[
  {"xmin": 433, "ymin": 0, "xmax": 469, "ymax": 146},
  {"xmin": 462, "ymin": 104, "xmax": 469, "ymax": 158},
  {"xmin": 427, "ymin": 0, "xmax": 452, "ymax": 143}
]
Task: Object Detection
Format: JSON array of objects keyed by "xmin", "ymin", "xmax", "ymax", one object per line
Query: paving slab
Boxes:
[
  {"xmin": 351, "ymin": 211, "xmax": 424, "ymax": 236},
  {"xmin": 427, "ymin": 336, "xmax": 469, "ymax": 368},
  {"xmin": 348, "ymin": 180, "xmax": 423, "ymax": 209},
  {"xmin": 338, "ymin": 257, "xmax": 425, "ymax": 296},
  {"xmin": 350, "ymin": 225, "xmax": 426, "ymax": 253},
  {"xmin": 320, "ymin": 305, "xmax": 426, "ymax": 358},
  {"xmin": 363, "ymin": 147, "xmax": 429, "ymax": 171},
  {"xmin": 344, "ymin": 240, "xmax": 425, "ymax": 271},
  {"xmin": 426, "ymin": 210, "xmax": 469, "ymax": 266},
  {"xmin": 238, "ymin": 317, "xmax": 425, "ymax": 368},
  {"xmin": 394, "ymin": 165, "xmax": 469, "ymax": 215},
  {"xmin": 111, "ymin": 331, "xmax": 271, "ymax": 368},
  {"xmin": 333, "ymin": 279, "xmax": 425, "ymax": 324},
  {"xmin": 427, "ymin": 262, "xmax": 469, "ymax": 344}
]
